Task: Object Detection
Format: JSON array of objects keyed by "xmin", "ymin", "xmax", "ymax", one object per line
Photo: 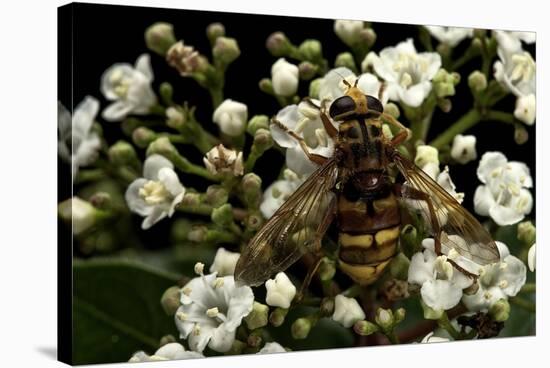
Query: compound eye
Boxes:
[
  {"xmin": 329, "ymin": 96, "xmax": 356, "ymax": 120},
  {"xmin": 366, "ymin": 95, "xmax": 383, "ymax": 114}
]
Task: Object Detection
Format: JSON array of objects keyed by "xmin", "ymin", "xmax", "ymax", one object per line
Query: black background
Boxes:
[{"xmin": 61, "ymin": 2, "xmax": 536, "ymax": 244}]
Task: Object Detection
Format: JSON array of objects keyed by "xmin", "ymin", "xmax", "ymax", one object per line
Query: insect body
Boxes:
[{"xmin": 235, "ymin": 81, "xmax": 500, "ymax": 288}]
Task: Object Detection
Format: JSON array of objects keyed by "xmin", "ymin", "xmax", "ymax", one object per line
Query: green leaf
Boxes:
[{"xmin": 73, "ymin": 259, "xmax": 181, "ymax": 364}]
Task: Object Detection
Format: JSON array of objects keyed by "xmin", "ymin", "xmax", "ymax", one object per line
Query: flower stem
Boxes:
[
  {"xmin": 209, "ymin": 87, "xmax": 224, "ymax": 109},
  {"xmin": 509, "ymin": 296, "xmax": 536, "ymax": 313},
  {"xmin": 429, "ymin": 109, "xmax": 481, "ymax": 150},
  {"xmin": 519, "ymin": 283, "xmax": 536, "ymax": 294},
  {"xmin": 171, "ymin": 154, "xmax": 219, "ymax": 181},
  {"xmin": 384, "ymin": 330, "xmax": 400, "ymax": 344},
  {"xmin": 437, "ymin": 312, "xmax": 460, "ymax": 340}
]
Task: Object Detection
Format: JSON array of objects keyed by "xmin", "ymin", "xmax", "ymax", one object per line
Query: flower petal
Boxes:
[
  {"xmin": 142, "ymin": 206, "xmax": 168, "ymax": 229},
  {"xmin": 473, "ymin": 185, "xmax": 495, "ymax": 217},
  {"xmin": 102, "ymin": 100, "xmax": 135, "ymax": 122},
  {"xmin": 125, "ymin": 179, "xmax": 153, "ymax": 216},
  {"xmin": 421, "ymin": 279, "xmax": 463, "ymax": 311},
  {"xmin": 144, "ymin": 154, "xmax": 174, "ymax": 180},
  {"xmin": 135, "ymin": 53, "xmax": 154, "ymax": 81}
]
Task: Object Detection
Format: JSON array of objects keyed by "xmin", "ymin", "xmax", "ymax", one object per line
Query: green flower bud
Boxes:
[
  {"xmin": 108, "ymin": 140, "xmax": 138, "ymax": 166},
  {"xmin": 383, "ymin": 102, "xmax": 400, "ymax": 119},
  {"xmin": 146, "ymin": 136, "xmax": 177, "ymax": 158},
  {"xmin": 433, "ymin": 69, "xmax": 458, "ymax": 98},
  {"xmin": 247, "ymin": 115, "xmax": 270, "ymax": 135},
  {"xmin": 226, "ymin": 340, "xmax": 246, "ymax": 355},
  {"xmin": 259, "ymin": 78, "xmax": 274, "ymax": 94},
  {"xmin": 436, "ymin": 42, "xmax": 451, "ymax": 58},
  {"xmin": 309, "ymin": 78, "xmax": 322, "ymax": 99},
  {"xmin": 266, "ymin": 32, "xmax": 292, "ymax": 57},
  {"xmin": 514, "ymin": 125, "xmax": 529, "ymax": 145},
  {"xmin": 420, "ymin": 300, "xmax": 444, "ymax": 320},
  {"xmin": 319, "ymin": 297, "xmax": 335, "ymax": 316},
  {"xmin": 269, "ymin": 307, "xmax": 289, "ymax": 327},
  {"xmin": 206, "ymin": 22, "xmax": 226, "ymax": 44},
  {"xmin": 437, "ymin": 98, "xmax": 452, "ymax": 113},
  {"xmin": 245, "ymin": 212, "xmax": 264, "ymax": 231},
  {"xmin": 159, "ymin": 334, "xmax": 177, "ymax": 346},
  {"xmin": 121, "ymin": 117, "xmax": 142, "ymax": 135},
  {"xmin": 334, "ymin": 52, "xmax": 357, "ymax": 73},
  {"xmin": 375, "ymin": 308, "xmax": 394, "ymax": 330},
  {"xmin": 298, "ymin": 39, "xmax": 322, "ymax": 62},
  {"xmin": 132, "ymin": 127, "xmax": 157, "ymax": 148},
  {"xmin": 471, "ymin": 37, "xmax": 483, "ymax": 50},
  {"xmin": 94, "ymin": 231, "xmax": 117, "ymax": 253},
  {"xmin": 181, "ymin": 192, "xmax": 201, "ymax": 208},
  {"xmin": 298, "ymin": 61, "xmax": 318, "ymax": 80},
  {"xmin": 394, "ymin": 308, "xmax": 406, "ymax": 324},
  {"xmin": 242, "ymin": 173, "xmax": 262, "ymax": 207},
  {"xmin": 359, "ymin": 28, "xmax": 377, "ymax": 48},
  {"xmin": 211, "ymin": 203, "xmax": 234, "ymax": 227},
  {"xmin": 187, "ymin": 224, "xmax": 208, "ymax": 243},
  {"xmin": 353, "ymin": 320, "xmax": 379, "ymax": 336},
  {"xmin": 291, "ymin": 317, "xmax": 312, "ymax": 339},
  {"xmin": 213, "ymin": 37, "xmax": 240, "ymax": 65},
  {"xmin": 166, "ymin": 106, "xmax": 186, "ymax": 130},
  {"xmin": 159, "ymin": 82, "xmax": 174, "ymax": 105},
  {"xmin": 468, "ymin": 70, "xmax": 487, "ymax": 92},
  {"xmin": 489, "ymin": 299, "xmax": 510, "ymax": 322},
  {"xmin": 247, "ymin": 332, "xmax": 263, "ymax": 348},
  {"xmin": 58, "ymin": 197, "xmax": 102, "ymax": 235},
  {"xmin": 205, "ymin": 185, "xmax": 228, "ymax": 207},
  {"xmin": 319, "ymin": 257, "xmax": 336, "ymax": 281},
  {"xmin": 244, "ymin": 302, "xmax": 269, "ymax": 330},
  {"xmin": 400, "ymin": 224, "xmax": 419, "ymax": 257},
  {"xmin": 517, "ymin": 221, "xmax": 536, "ymax": 246},
  {"xmin": 160, "ymin": 286, "xmax": 181, "ymax": 315},
  {"xmin": 145, "ymin": 22, "xmax": 176, "ymax": 56},
  {"xmin": 253, "ymin": 128, "xmax": 273, "ymax": 152},
  {"xmin": 89, "ymin": 192, "xmax": 112, "ymax": 210},
  {"xmin": 473, "ymin": 29, "xmax": 487, "ymax": 39},
  {"xmin": 389, "ymin": 252, "xmax": 410, "ymax": 280}
]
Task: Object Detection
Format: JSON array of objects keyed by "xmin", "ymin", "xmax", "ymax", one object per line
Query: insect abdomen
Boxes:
[{"xmin": 337, "ymin": 190, "xmax": 401, "ymax": 285}]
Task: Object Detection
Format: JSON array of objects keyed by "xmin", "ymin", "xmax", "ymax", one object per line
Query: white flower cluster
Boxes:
[{"xmin": 474, "ymin": 151, "xmax": 533, "ymax": 226}]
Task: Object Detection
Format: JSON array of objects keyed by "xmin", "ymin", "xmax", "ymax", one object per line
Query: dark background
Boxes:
[{"xmin": 60, "ymin": 2, "xmax": 536, "ymax": 247}]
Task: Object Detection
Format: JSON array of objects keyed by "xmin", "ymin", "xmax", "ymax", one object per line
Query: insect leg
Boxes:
[
  {"xmin": 396, "ymin": 184, "xmax": 477, "ymax": 278},
  {"xmin": 271, "ymin": 118, "xmax": 328, "ymax": 165},
  {"xmin": 320, "ymin": 100, "xmax": 339, "ymax": 138},
  {"xmin": 378, "ymin": 81, "xmax": 387, "ymax": 101},
  {"xmin": 381, "ymin": 113, "xmax": 412, "ymax": 146}
]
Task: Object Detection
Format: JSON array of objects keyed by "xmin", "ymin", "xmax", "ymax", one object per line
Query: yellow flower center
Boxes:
[
  {"xmin": 139, "ymin": 180, "xmax": 170, "ymax": 205},
  {"xmin": 109, "ymin": 68, "xmax": 131, "ymax": 98}
]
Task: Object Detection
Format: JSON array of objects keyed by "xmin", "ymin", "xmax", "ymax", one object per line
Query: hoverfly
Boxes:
[{"xmin": 235, "ymin": 80, "xmax": 500, "ymax": 289}]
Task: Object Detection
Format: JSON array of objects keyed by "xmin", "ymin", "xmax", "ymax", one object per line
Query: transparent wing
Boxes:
[
  {"xmin": 235, "ymin": 158, "xmax": 339, "ymax": 286},
  {"xmin": 393, "ymin": 151, "xmax": 499, "ymax": 267}
]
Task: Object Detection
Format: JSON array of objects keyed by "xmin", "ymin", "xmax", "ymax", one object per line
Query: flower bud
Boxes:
[
  {"xmin": 121, "ymin": 117, "xmax": 142, "ymax": 135},
  {"xmin": 159, "ymin": 334, "xmax": 176, "ymax": 346},
  {"xmin": 298, "ymin": 61, "xmax": 317, "ymax": 80},
  {"xmin": 247, "ymin": 115, "xmax": 269, "ymax": 135},
  {"xmin": 242, "ymin": 173, "xmax": 262, "ymax": 207},
  {"xmin": 433, "ymin": 69, "xmax": 458, "ymax": 98},
  {"xmin": 108, "ymin": 140, "xmax": 138, "ymax": 166},
  {"xmin": 291, "ymin": 317, "xmax": 312, "ymax": 339},
  {"xmin": 132, "ymin": 127, "xmax": 157, "ymax": 148},
  {"xmin": 210, "ymin": 247, "xmax": 240, "ymax": 276},
  {"xmin": 375, "ymin": 308, "xmax": 394, "ymax": 330},
  {"xmin": 309, "ymin": 78, "xmax": 322, "ymax": 99},
  {"xmin": 319, "ymin": 257, "xmax": 336, "ymax": 281},
  {"xmin": 160, "ymin": 286, "xmax": 181, "ymax": 315},
  {"xmin": 334, "ymin": 52, "xmax": 357, "ymax": 72},
  {"xmin": 226, "ymin": 340, "xmax": 246, "ymax": 355},
  {"xmin": 187, "ymin": 224, "xmax": 208, "ymax": 243},
  {"xmin": 89, "ymin": 192, "xmax": 112, "ymax": 210},
  {"xmin": 473, "ymin": 29, "xmax": 487, "ymax": 39},
  {"xmin": 400, "ymin": 224, "xmax": 419, "ymax": 257},
  {"xmin": 203, "ymin": 144, "xmax": 244, "ymax": 176},
  {"xmin": 514, "ymin": 94, "xmax": 536, "ymax": 125},
  {"xmin": 359, "ymin": 28, "xmax": 377, "ymax": 48},
  {"xmin": 244, "ymin": 302, "xmax": 269, "ymax": 330},
  {"xmin": 247, "ymin": 332, "xmax": 263, "ymax": 348},
  {"xmin": 471, "ymin": 37, "xmax": 483, "ymax": 50},
  {"xmin": 265, "ymin": 272, "xmax": 296, "ymax": 308},
  {"xmin": 436, "ymin": 43, "xmax": 451, "ymax": 59},
  {"xmin": 266, "ymin": 32, "xmax": 292, "ymax": 57},
  {"xmin": 468, "ymin": 70, "xmax": 487, "ymax": 92},
  {"xmin": 269, "ymin": 307, "xmax": 289, "ymax": 327},
  {"xmin": 253, "ymin": 128, "xmax": 273, "ymax": 152},
  {"xmin": 415, "ymin": 145, "xmax": 439, "ymax": 168},
  {"xmin": 145, "ymin": 22, "xmax": 176, "ymax": 56},
  {"xmin": 213, "ymin": 99, "xmax": 248, "ymax": 137},
  {"xmin": 438, "ymin": 98, "xmax": 452, "ymax": 113},
  {"xmin": 334, "ymin": 19, "xmax": 364, "ymax": 46},
  {"xmin": 514, "ymin": 125, "xmax": 529, "ymax": 145},
  {"xmin": 211, "ymin": 203, "xmax": 234, "ymax": 227},
  {"xmin": 394, "ymin": 308, "xmax": 406, "ymax": 324},
  {"xmin": 271, "ymin": 58, "xmax": 299, "ymax": 97},
  {"xmin": 159, "ymin": 82, "xmax": 174, "ymax": 105},
  {"xmin": 298, "ymin": 40, "xmax": 322, "ymax": 61},
  {"xmin": 320, "ymin": 297, "xmax": 335, "ymax": 316},
  {"xmin": 205, "ymin": 185, "xmax": 228, "ymax": 207},
  {"xmin": 258, "ymin": 78, "xmax": 274, "ymax": 94},
  {"xmin": 383, "ymin": 102, "xmax": 400, "ymax": 119},
  {"xmin": 389, "ymin": 252, "xmax": 410, "ymax": 280},
  {"xmin": 170, "ymin": 218, "xmax": 193, "ymax": 242},
  {"xmin": 181, "ymin": 192, "xmax": 201, "ymax": 208},
  {"xmin": 206, "ymin": 22, "xmax": 225, "ymax": 44},
  {"xmin": 528, "ymin": 243, "xmax": 536, "ymax": 272},
  {"xmin": 58, "ymin": 197, "xmax": 100, "ymax": 235},
  {"xmin": 517, "ymin": 221, "xmax": 536, "ymax": 246},
  {"xmin": 353, "ymin": 320, "xmax": 379, "ymax": 336},
  {"xmin": 489, "ymin": 299, "xmax": 510, "ymax": 322},
  {"xmin": 166, "ymin": 107, "xmax": 185, "ymax": 130},
  {"xmin": 450, "ymin": 134, "xmax": 477, "ymax": 164},
  {"xmin": 332, "ymin": 295, "xmax": 365, "ymax": 327},
  {"xmin": 213, "ymin": 37, "xmax": 240, "ymax": 65},
  {"xmin": 146, "ymin": 136, "xmax": 177, "ymax": 158},
  {"xmin": 166, "ymin": 41, "xmax": 210, "ymax": 76}
]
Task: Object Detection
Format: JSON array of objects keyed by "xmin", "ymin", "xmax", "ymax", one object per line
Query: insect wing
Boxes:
[
  {"xmin": 235, "ymin": 158, "xmax": 338, "ymax": 286},
  {"xmin": 393, "ymin": 151, "xmax": 500, "ymax": 268}
]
